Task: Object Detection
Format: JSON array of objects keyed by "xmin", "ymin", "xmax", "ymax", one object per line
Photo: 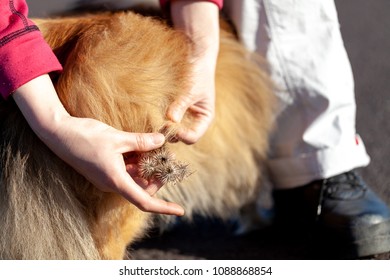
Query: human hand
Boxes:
[
  {"xmin": 167, "ymin": 54, "xmax": 216, "ymax": 144},
  {"xmin": 13, "ymin": 75, "xmax": 184, "ymax": 216},
  {"xmin": 167, "ymin": 0, "xmax": 220, "ymax": 144},
  {"xmin": 45, "ymin": 116, "xmax": 184, "ymax": 216}
]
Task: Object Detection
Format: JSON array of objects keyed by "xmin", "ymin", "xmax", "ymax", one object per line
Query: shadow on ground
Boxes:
[{"xmin": 130, "ymin": 216, "xmax": 390, "ymax": 260}]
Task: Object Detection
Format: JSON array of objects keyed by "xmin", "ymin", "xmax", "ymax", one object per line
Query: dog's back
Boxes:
[{"xmin": 0, "ymin": 11, "xmax": 274, "ymax": 259}]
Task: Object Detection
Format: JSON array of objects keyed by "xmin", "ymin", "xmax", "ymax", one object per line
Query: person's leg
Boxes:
[
  {"xmin": 227, "ymin": 0, "xmax": 370, "ymax": 187},
  {"xmin": 224, "ymin": 0, "xmax": 390, "ymax": 258}
]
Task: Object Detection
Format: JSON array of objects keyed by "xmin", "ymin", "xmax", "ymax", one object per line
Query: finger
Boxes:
[
  {"xmin": 144, "ymin": 198, "xmax": 185, "ymax": 216},
  {"xmin": 128, "ymin": 189, "xmax": 185, "ymax": 216},
  {"xmin": 176, "ymin": 117, "xmax": 211, "ymax": 144},
  {"xmin": 133, "ymin": 177, "xmax": 161, "ymax": 195},
  {"xmin": 116, "ymin": 171, "xmax": 185, "ymax": 216},
  {"xmin": 118, "ymin": 132, "xmax": 165, "ymax": 153},
  {"xmin": 126, "ymin": 164, "xmax": 163, "ymax": 195},
  {"xmin": 166, "ymin": 95, "xmax": 191, "ymax": 123},
  {"xmin": 159, "ymin": 121, "xmax": 180, "ymax": 143}
]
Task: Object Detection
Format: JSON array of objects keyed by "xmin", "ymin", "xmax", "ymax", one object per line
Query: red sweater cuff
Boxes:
[
  {"xmin": 0, "ymin": 30, "xmax": 62, "ymax": 99},
  {"xmin": 160, "ymin": 0, "xmax": 223, "ymax": 10}
]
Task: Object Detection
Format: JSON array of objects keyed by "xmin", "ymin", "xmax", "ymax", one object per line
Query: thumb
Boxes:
[
  {"xmin": 167, "ymin": 95, "xmax": 191, "ymax": 123},
  {"xmin": 119, "ymin": 132, "xmax": 165, "ymax": 153}
]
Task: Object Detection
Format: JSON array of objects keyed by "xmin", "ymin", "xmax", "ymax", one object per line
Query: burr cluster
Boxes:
[{"xmin": 138, "ymin": 146, "xmax": 192, "ymax": 185}]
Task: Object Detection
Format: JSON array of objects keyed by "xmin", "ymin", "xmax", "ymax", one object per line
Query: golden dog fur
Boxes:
[{"xmin": 0, "ymin": 11, "xmax": 274, "ymax": 259}]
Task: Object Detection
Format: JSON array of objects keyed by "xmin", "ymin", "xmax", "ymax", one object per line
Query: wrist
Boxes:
[
  {"xmin": 12, "ymin": 74, "xmax": 71, "ymax": 142},
  {"xmin": 170, "ymin": 1, "xmax": 220, "ymax": 58}
]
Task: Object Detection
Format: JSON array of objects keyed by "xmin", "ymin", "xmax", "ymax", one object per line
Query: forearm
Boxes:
[
  {"xmin": 164, "ymin": 1, "xmax": 220, "ymax": 144},
  {"xmin": 170, "ymin": 1, "xmax": 220, "ymax": 61},
  {"xmin": 12, "ymin": 74, "xmax": 70, "ymax": 144}
]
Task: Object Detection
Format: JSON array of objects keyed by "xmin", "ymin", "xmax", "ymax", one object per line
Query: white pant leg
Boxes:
[{"xmin": 224, "ymin": 0, "xmax": 370, "ymax": 188}]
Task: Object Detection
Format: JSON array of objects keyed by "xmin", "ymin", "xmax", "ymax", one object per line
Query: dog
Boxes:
[{"xmin": 0, "ymin": 10, "xmax": 274, "ymax": 259}]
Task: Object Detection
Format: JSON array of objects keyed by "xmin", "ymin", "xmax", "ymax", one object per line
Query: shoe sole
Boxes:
[
  {"xmin": 313, "ymin": 219, "xmax": 390, "ymax": 259},
  {"xmin": 354, "ymin": 219, "xmax": 390, "ymax": 257}
]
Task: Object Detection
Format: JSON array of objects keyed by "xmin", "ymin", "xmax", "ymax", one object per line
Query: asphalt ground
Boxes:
[{"xmin": 26, "ymin": 0, "xmax": 390, "ymax": 260}]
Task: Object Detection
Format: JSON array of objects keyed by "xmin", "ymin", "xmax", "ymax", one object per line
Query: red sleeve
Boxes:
[
  {"xmin": 159, "ymin": 0, "xmax": 223, "ymax": 10},
  {"xmin": 0, "ymin": 0, "xmax": 62, "ymax": 99}
]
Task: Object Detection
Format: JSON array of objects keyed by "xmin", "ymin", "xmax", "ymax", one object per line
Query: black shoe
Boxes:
[{"xmin": 272, "ymin": 171, "xmax": 390, "ymax": 258}]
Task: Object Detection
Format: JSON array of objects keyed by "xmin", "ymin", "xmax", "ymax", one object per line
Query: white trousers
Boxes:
[{"xmin": 223, "ymin": 0, "xmax": 370, "ymax": 188}]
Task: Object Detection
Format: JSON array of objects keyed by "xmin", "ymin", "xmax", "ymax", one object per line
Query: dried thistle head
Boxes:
[
  {"xmin": 149, "ymin": 146, "xmax": 174, "ymax": 165},
  {"xmin": 174, "ymin": 162, "xmax": 192, "ymax": 182},
  {"xmin": 154, "ymin": 162, "xmax": 180, "ymax": 185},
  {"xmin": 138, "ymin": 155, "xmax": 157, "ymax": 180},
  {"xmin": 137, "ymin": 146, "xmax": 192, "ymax": 185}
]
